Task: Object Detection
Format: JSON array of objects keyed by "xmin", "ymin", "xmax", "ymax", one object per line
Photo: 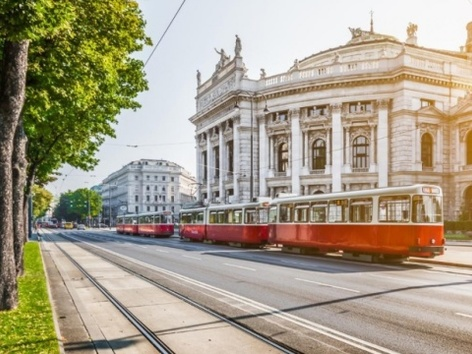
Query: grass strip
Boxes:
[{"xmin": 0, "ymin": 241, "xmax": 59, "ymax": 354}]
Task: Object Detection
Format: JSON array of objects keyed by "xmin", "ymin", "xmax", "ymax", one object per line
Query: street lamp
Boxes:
[{"xmin": 234, "ymin": 92, "xmax": 269, "ymax": 202}]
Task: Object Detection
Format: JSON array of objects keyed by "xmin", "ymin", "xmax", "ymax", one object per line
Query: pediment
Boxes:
[
  {"xmin": 417, "ymin": 105, "xmax": 445, "ymax": 117},
  {"xmin": 451, "ymin": 95, "xmax": 472, "ymax": 116}
]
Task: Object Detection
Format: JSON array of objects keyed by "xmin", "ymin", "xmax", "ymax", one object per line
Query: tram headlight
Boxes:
[{"xmin": 430, "ymin": 239, "xmax": 436, "ymax": 245}]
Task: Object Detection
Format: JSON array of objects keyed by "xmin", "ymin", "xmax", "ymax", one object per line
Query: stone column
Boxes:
[
  {"xmin": 377, "ymin": 99, "xmax": 389, "ymax": 187},
  {"xmin": 206, "ymin": 131, "xmax": 212, "ymax": 201},
  {"xmin": 258, "ymin": 114, "xmax": 269, "ymax": 198},
  {"xmin": 331, "ymin": 103, "xmax": 342, "ymax": 192},
  {"xmin": 233, "ymin": 118, "xmax": 241, "ymax": 202},
  {"xmin": 219, "ymin": 124, "xmax": 224, "ymax": 201},
  {"xmin": 291, "ymin": 109, "xmax": 301, "ymax": 195},
  {"xmin": 369, "ymin": 124, "xmax": 377, "ymax": 172}
]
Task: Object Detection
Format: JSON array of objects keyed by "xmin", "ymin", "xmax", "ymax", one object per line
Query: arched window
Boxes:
[
  {"xmin": 352, "ymin": 136, "xmax": 369, "ymax": 169},
  {"xmin": 312, "ymin": 139, "xmax": 326, "ymax": 170},
  {"xmin": 278, "ymin": 142, "xmax": 288, "ymax": 172},
  {"xmin": 463, "ymin": 186, "xmax": 472, "ymax": 220},
  {"xmin": 467, "ymin": 131, "xmax": 472, "ymax": 165},
  {"xmin": 421, "ymin": 133, "xmax": 433, "ymax": 168}
]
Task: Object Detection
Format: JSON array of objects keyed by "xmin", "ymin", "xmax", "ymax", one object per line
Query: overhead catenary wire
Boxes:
[{"xmin": 144, "ymin": 0, "xmax": 187, "ymax": 68}]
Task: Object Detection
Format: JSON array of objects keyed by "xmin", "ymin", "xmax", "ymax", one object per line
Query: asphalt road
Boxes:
[{"xmin": 64, "ymin": 229, "xmax": 472, "ymax": 353}]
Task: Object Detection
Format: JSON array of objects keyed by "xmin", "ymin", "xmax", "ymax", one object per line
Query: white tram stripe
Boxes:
[
  {"xmin": 456, "ymin": 312, "xmax": 472, "ymax": 319},
  {"xmin": 182, "ymin": 255, "xmax": 201, "ymax": 261},
  {"xmin": 296, "ymin": 278, "xmax": 360, "ymax": 293},
  {"xmin": 224, "ymin": 263, "xmax": 256, "ymax": 271}
]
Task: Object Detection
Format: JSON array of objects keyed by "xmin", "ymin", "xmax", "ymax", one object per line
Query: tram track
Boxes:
[{"xmin": 44, "ymin": 232, "xmax": 299, "ymax": 354}]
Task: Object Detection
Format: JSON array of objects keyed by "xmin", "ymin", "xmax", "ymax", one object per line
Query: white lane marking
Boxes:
[
  {"xmin": 155, "ymin": 249, "xmax": 169, "ymax": 253},
  {"xmin": 456, "ymin": 312, "xmax": 472, "ymax": 319},
  {"xmin": 136, "ymin": 245, "xmax": 148, "ymax": 249},
  {"xmin": 182, "ymin": 255, "xmax": 201, "ymax": 261},
  {"xmin": 224, "ymin": 263, "xmax": 256, "ymax": 271},
  {"xmin": 295, "ymin": 278, "xmax": 360, "ymax": 293}
]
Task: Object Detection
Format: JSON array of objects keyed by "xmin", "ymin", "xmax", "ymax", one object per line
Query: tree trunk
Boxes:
[
  {"xmin": 13, "ymin": 119, "xmax": 28, "ymax": 277},
  {"xmin": 0, "ymin": 40, "xmax": 29, "ymax": 311}
]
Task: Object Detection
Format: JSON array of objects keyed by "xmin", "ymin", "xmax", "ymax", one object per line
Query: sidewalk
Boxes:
[{"xmin": 409, "ymin": 240, "xmax": 472, "ymax": 268}]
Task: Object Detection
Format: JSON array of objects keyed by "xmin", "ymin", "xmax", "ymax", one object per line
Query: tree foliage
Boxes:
[
  {"xmin": 0, "ymin": 0, "xmax": 150, "ymax": 311},
  {"xmin": 32, "ymin": 185, "xmax": 53, "ymax": 219},
  {"xmin": 53, "ymin": 189, "xmax": 102, "ymax": 223},
  {"xmin": 24, "ymin": 0, "xmax": 151, "ymax": 186}
]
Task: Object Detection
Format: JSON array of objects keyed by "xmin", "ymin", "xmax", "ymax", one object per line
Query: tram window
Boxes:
[
  {"xmin": 209, "ymin": 211, "xmax": 217, "ymax": 224},
  {"xmin": 294, "ymin": 204, "xmax": 309, "ymax": 223},
  {"xmin": 379, "ymin": 196, "xmax": 410, "ymax": 222},
  {"xmin": 181, "ymin": 214, "xmax": 190, "ymax": 224},
  {"xmin": 196, "ymin": 212, "xmax": 204, "ymax": 224},
  {"xmin": 217, "ymin": 211, "xmax": 225, "ymax": 224},
  {"xmin": 280, "ymin": 204, "xmax": 294, "ymax": 223},
  {"xmin": 328, "ymin": 199, "xmax": 348, "ymax": 222},
  {"xmin": 350, "ymin": 198, "xmax": 373, "ymax": 223},
  {"xmin": 245, "ymin": 208, "xmax": 257, "ymax": 224},
  {"xmin": 310, "ymin": 202, "xmax": 327, "ymax": 222},
  {"xmin": 234, "ymin": 209, "xmax": 243, "ymax": 224},
  {"xmin": 258, "ymin": 208, "xmax": 269, "ymax": 224},
  {"xmin": 412, "ymin": 195, "xmax": 442, "ymax": 223},
  {"xmin": 269, "ymin": 207, "xmax": 277, "ymax": 223}
]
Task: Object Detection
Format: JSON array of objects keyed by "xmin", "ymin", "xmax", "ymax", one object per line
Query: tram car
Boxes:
[
  {"xmin": 137, "ymin": 211, "xmax": 174, "ymax": 237},
  {"xmin": 116, "ymin": 211, "xmax": 174, "ymax": 237},
  {"xmin": 268, "ymin": 184, "xmax": 445, "ymax": 261},
  {"xmin": 179, "ymin": 201, "xmax": 270, "ymax": 247},
  {"xmin": 116, "ymin": 214, "xmax": 138, "ymax": 235}
]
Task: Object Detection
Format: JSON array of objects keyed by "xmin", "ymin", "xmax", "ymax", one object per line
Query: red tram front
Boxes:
[
  {"xmin": 268, "ymin": 184, "xmax": 444, "ymax": 261},
  {"xmin": 116, "ymin": 215, "xmax": 138, "ymax": 235},
  {"xmin": 179, "ymin": 207, "xmax": 207, "ymax": 241}
]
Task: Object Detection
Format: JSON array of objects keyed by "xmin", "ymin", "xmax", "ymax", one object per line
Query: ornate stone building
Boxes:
[{"xmin": 189, "ymin": 21, "xmax": 472, "ymax": 220}]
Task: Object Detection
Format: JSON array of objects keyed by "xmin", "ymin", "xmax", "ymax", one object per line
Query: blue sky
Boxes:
[{"xmin": 47, "ymin": 0, "xmax": 472, "ymax": 195}]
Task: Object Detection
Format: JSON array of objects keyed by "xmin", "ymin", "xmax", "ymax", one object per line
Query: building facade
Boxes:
[
  {"xmin": 189, "ymin": 21, "xmax": 472, "ymax": 221},
  {"xmin": 100, "ymin": 159, "xmax": 197, "ymax": 224}
]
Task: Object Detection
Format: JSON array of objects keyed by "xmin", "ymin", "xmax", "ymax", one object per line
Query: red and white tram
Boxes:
[
  {"xmin": 116, "ymin": 211, "xmax": 174, "ymax": 237},
  {"xmin": 179, "ymin": 201, "xmax": 269, "ymax": 247},
  {"xmin": 268, "ymin": 184, "xmax": 445, "ymax": 261},
  {"xmin": 116, "ymin": 214, "xmax": 138, "ymax": 235}
]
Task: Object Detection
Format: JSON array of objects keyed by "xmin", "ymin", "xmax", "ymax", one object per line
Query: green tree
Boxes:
[
  {"xmin": 54, "ymin": 189, "xmax": 102, "ymax": 225},
  {"xmin": 1, "ymin": 1, "xmax": 150, "ymax": 310},
  {"xmin": 32, "ymin": 185, "xmax": 53, "ymax": 220}
]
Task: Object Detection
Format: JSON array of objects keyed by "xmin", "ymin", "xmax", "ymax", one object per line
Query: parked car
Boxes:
[{"xmin": 77, "ymin": 224, "xmax": 86, "ymax": 230}]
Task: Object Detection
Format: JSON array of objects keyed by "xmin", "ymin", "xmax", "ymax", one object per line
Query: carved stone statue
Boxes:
[
  {"xmin": 215, "ymin": 48, "xmax": 230, "ymax": 69},
  {"xmin": 235, "ymin": 35, "xmax": 242, "ymax": 57},
  {"xmin": 407, "ymin": 22, "xmax": 418, "ymax": 38},
  {"xmin": 260, "ymin": 68, "xmax": 266, "ymax": 79},
  {"xmin": 196, "ymin": 70, "xmax": 201, "ymax": 86}
]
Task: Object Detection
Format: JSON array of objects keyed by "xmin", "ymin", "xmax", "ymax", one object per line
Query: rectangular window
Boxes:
[
  {"xmin": 350, "ymin": 198, "xmax": 373, "ymax": 223},
  {"xmin": 279, "ymin": 204, "xmax": 294, "ymax": 223},
  {"xmin": 412, "ymin": 195, "xmax": 442, "ymax": 223},
  {"xmin": 379, "ymin": 196, "xmax": 410, "ymax": 222},
  {"xmin": 217, "ymin": 211, "xmax": 225, "ymax": 224},
  {"xmin": 146, "ymin": 195, "xmax": 150, "ymax": 202},
  {"xmin": 420, "ymin": 98, "xmax": 435, "ymax": 107},
  {"xmin": 349, "ymin": 101, "xmax": 372, "ymax": 113},
  {"xmin": 135, "ymin": 195, "xmax": 139, "ymax": 202},
  {"xmin": 294, "ymin": 204, "xmax": 309, "ymax": 223},
  {"xmin": 310, "ymin": 202, "xmax": 327, "ymax": 222},
  {"xmin": 328, "ymin": 199, "xmax": 348, "ymax": 222}
]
